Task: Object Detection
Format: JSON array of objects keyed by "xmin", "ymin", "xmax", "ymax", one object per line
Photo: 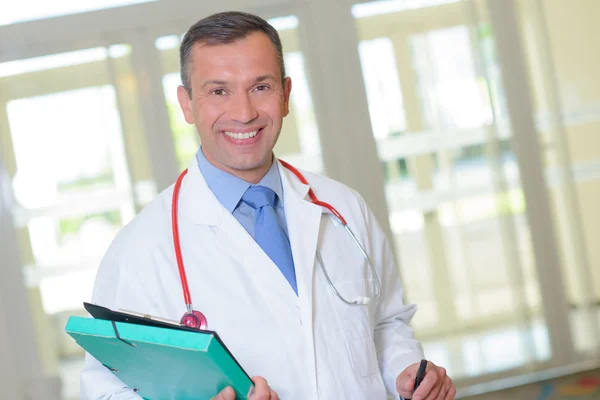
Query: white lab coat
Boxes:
[{"xmin": 80, "ymin": 159, "xmax": 423, "ymax": 400}]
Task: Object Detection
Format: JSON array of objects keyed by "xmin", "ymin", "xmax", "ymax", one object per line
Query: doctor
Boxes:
[{"xmin": 81, "ymin": 11, "xmax": 455, "ymax": 400}]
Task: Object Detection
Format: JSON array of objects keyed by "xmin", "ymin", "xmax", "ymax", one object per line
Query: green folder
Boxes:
[{"xmin": 65, "ymin": 315, "xmax": 254, "ymax": 400}]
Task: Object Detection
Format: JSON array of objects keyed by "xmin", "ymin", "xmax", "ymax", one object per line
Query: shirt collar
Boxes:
[{"xmin": 195, "ymin": 147, "xmax": 284, "ymax": 213}]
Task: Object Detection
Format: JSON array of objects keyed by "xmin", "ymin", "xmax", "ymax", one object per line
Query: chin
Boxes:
[
  {"xmin": 228, "ymin": 154, "xmax": 272, "ymax": 170},
  {"xmin": 230, "ymin": 161, "xmax": 268, "ymax": 172}
]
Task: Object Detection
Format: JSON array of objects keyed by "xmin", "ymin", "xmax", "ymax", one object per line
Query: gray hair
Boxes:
[{"xmin": 180, "ymin": 11, "xmax": 286, "ymax": 95}]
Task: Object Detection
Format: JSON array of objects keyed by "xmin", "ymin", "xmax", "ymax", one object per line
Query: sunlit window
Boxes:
[
  {"xmin": 282, "ymin": 52, "xmax": 321, "ymax": 161},
  {"xmin": 0, "ymin": 45, "xmax": 130, "ymax": 78},
  {"xmin": 8, "ymin": 87, "xmax": 120, "ymax": 208},
  {"xmin": 267, "ymin": 15, "xmax": 299, "ymax": 31},
  {"xmin": 351, "ymin": 0, "xmax": 460, "ymax": 18},
  {"xmin": 0, "ymin": 48, "xmax": 108, "ymax": 78},
  {"xmin": 155, "ymin": 35, "xmax": 180, "ymax": 51},
  {"xmin": 358, "ymin": 38, "xmax": 407, "ymax": 139},
  {"xmin": 161, "ymin": 72, "xmax": 199, "ymax": 169},
  {"xmin": 410, "ymin": 26, "xmax": 493, "ymax": 129},
  {"xmin": 0, "ymin": 0, "xmax": 158, "ymax": 25}
]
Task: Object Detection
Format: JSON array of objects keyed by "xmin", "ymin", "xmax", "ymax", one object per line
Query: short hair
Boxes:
[{"xmin": 180, "ymin": 11, "xmax": 286, "ymax": 95}]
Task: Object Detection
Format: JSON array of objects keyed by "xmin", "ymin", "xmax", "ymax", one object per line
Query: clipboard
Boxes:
[
  {"xmin": 67, "ymin": 303, "xmax": 254, "ymax": 400},
  {"xmin": 84, "ymin": 302, "xmax": 203, "ymax": 333}
]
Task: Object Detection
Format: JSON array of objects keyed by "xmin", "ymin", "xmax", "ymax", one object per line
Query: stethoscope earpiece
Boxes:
[{"xmin": 352, "ymin": 296, "xmax": 372, "ymax": 305}]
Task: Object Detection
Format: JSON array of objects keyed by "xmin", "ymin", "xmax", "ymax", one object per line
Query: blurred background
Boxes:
[{"xmin": 0, "ymin": 0, "xmax": 599, "ymax": 399}]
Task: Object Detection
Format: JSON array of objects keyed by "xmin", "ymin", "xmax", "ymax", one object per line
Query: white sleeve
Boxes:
[
  {"xmin": 374, "ymin": 235, "xmax": 424, "ymax": 398},
  {"xmin": 80, "ymin": 236, "xmax": 146, "ymax": 400},
  {"xmin": 359, "ymin": 200, "xmax": 424, "ymax": 398}
]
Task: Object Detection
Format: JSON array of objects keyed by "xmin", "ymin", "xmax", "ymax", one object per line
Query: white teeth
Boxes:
[{"xmin": 224, "ymin": 130, "xmax": 258, "ymax": 140}]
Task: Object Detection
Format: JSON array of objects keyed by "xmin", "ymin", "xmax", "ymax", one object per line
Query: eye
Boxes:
[
  {"xmin": 211, "ymin": 89, "xmax": 226, "ymax": 96},
  {"xmin": 254, "ymin": 85, "xmax": 270, "ymax": 92}
]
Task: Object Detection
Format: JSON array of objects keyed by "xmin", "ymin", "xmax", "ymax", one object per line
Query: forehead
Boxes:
[{"xmin": 189, "ymin": 32, "xmax": 281, "ymax": 82}]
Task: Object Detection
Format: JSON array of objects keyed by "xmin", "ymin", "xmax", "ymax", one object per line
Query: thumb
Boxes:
[{"xmin": 213, "ymin": 386, "xmax": 236, "ymax": 400}]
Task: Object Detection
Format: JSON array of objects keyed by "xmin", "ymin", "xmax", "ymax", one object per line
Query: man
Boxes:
[{"xmin": 81, "ymin": 11, "xmax": 455, "ymax": 400}]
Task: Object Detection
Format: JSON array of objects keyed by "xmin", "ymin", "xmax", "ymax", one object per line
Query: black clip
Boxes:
[
  {"xmin": 111, "ymin": 321, "xmax": 136, "ymax": 347},
  {"xmin": 102, "ymin": 364, "xmax": 118, "ymax": 373}
]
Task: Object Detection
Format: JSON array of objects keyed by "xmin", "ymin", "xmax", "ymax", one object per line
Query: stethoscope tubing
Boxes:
[{"xmin": 173, "ymin": 159, "xmax": 382, "ymax": 329}]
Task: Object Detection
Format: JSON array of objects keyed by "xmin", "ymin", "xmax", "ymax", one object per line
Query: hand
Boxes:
[
  {"xmin": 396, "ymin": 361, "xmax": 456, "ymax": 400},
  {"xmin": 211, "ymin": 376, "xmax": 279, "ymax": 400}
]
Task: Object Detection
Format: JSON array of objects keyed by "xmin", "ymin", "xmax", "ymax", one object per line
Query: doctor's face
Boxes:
[{"xmin": 177, "ymin": 32, "xmax": 292, "ymax": 183}]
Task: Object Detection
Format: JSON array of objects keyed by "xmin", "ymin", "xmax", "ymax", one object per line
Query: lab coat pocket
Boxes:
[{"xmin": 328, "ymin": 279, "xmax": 379, "ymax": 377}]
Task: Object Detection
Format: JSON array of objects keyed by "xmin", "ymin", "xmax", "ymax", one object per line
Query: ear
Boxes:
[
  {"xmin": 177, "ymin": 85, "xmax": 195, "ymax": 124},
  {"xmin": 282, "ymin": 77, "xmax": 292, "ymax": 117}
]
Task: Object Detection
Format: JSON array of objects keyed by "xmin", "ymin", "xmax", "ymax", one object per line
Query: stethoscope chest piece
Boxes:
[{"xmin": 180, "ymin": 310, "xmax": 208, "ymax": 330}]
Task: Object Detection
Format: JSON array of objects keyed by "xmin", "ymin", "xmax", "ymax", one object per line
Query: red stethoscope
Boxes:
[{"xmin": 172, "ymin": 159, "xmax": 381, "ymax": 331}]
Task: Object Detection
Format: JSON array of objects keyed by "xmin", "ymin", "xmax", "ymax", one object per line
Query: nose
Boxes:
[{"xmin": 228, "ymin": 92, "xmax": 258, "ymax": 124}]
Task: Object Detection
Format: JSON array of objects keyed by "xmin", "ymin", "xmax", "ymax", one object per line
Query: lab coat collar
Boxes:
[
  {"xmin": 276, "ymin": 158, "xmax": 311, "ymax": 201},
  {"xmin": 178, "ymin": 159, "xmax": 224, "ymax": 226},
  {"xmin": 179, "ymin": 157, "xmax": 313, "ymax": 227}
]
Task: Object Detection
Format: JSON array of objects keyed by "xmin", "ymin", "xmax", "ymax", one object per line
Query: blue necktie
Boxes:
[{"xmin": 242, "ymin": 186, "xmax": 298, "ymax": 294}]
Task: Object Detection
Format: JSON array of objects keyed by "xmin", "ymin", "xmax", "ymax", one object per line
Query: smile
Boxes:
[{"xmin": 223, "ymin": 130, "xmax": 259, "ymax": 140}]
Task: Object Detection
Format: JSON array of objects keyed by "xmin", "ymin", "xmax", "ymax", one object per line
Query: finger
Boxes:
[
  {"xmin": 429, "ymin": 376, "xmax": 450, "ymax": 400},
  {"xmin": 413, "ymin": 363, "xmax": 441, "ymax": 400},
  {"xmin": 437, "ymin": 376, "xmax": 451, "ymax": 399},
  {"xmin": 212, "ymin": 386, "xmax": 236, "ymax": 400},
  {"xmin": 423, "ymin": 367, "xmax": 446, "ymax": 400},
  {"xmin": 444, "ymin": 378, "xmax": 456, "ymax": 400},
  {"xmin": 270, "ymin": 389, "xmax": 279, "ymax": 400},
  {"xmin": 442, "ymin": 376, "xmax": 454, "ymax": 399},
  {"xmin": 250, "ymin": 376, "xmax": 270, "ymax": 400},
  {"xmin": 445, "ymin": 385, "xmax": 457, "ymax": 400}
]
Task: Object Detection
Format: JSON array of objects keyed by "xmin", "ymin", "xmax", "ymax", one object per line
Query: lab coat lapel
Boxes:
[
  {"xmin": 278, "ymin": 160, "xmax": 322, "ymax": 393},
  {"xmin": 278, "ymin": 161, "xmax": 321, "ymax": 310},
  {"xmin": 215, "ymin": 210, "xmax": 300, "ymax": 307},
  {"xmin": 177, "ymin": 160, "xmax": 222, "ymax": 227},
  {"xmin": 180, "ymin": 160, "xmax": 299, "ymax": 309}
]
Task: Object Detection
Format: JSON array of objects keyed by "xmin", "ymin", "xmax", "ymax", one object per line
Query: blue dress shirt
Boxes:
[{"xmin": 195, "ymin": 148, "xmax": 289, "ymax": 239}]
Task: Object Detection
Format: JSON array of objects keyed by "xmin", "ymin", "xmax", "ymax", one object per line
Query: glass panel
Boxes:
[
  {"xmin": 155, "ymin": 33, "xmax": 200, "ymax": 170},
  {"xmin": 358, "ymin": 38, "xmax": 407, "ymax": 139},
  {"xmin": 410, "ymin": 26, "xmax": 493, "ymax": 129},
  {"xmin": 162, "ymin": 71, "xmax": 199, "ymax": 170},
  {"xmin": 351, "ymin": 0, "xmax": 461, "ymax": 18},
  {"xmin": 353, "ymin": 0, "xmax": 545, "ymax": 380},
  {"xmin": 0, "ymin": 0, "xmax": 157, "ymax": 25},
  {"xmin": 155, "ymin": 15, "xmax": 323, "ymax": 173},
  {"xmin": 0, "ymin": 45, "xmax": 141, "ymax": 399},
  {"xmin": 9, "ymin": 87, "xmax": 123, "ymax": 205},
  {"xmin": 517, "ymin": 0, "xmax": 600, "ymax": 354}
]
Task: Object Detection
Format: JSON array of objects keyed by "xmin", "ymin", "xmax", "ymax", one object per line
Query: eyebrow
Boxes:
[
  {"xmin": 199, "ymin": 75, "xmax": 278, "ymax": 90},
  {"xmin": 200, "ymin": 79, "xmax": 228, "ymax": 89},
  {"xmin": 253, "ymin": 74, "xmax": 277, "ymax": 83}
]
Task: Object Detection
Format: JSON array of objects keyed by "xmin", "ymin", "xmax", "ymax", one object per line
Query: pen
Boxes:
[
  {"xmin": 414, "ymin": 359, "xmax": 428, "ymax": 392},
  {"xmin": 402, "ymin": 359, "xmax": 428, "ymax": 400}
]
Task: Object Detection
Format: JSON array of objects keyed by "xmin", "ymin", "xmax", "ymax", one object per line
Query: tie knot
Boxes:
[{"xmin": 242, "ymin": 186, "xmax": 277, "ymax": 210}]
